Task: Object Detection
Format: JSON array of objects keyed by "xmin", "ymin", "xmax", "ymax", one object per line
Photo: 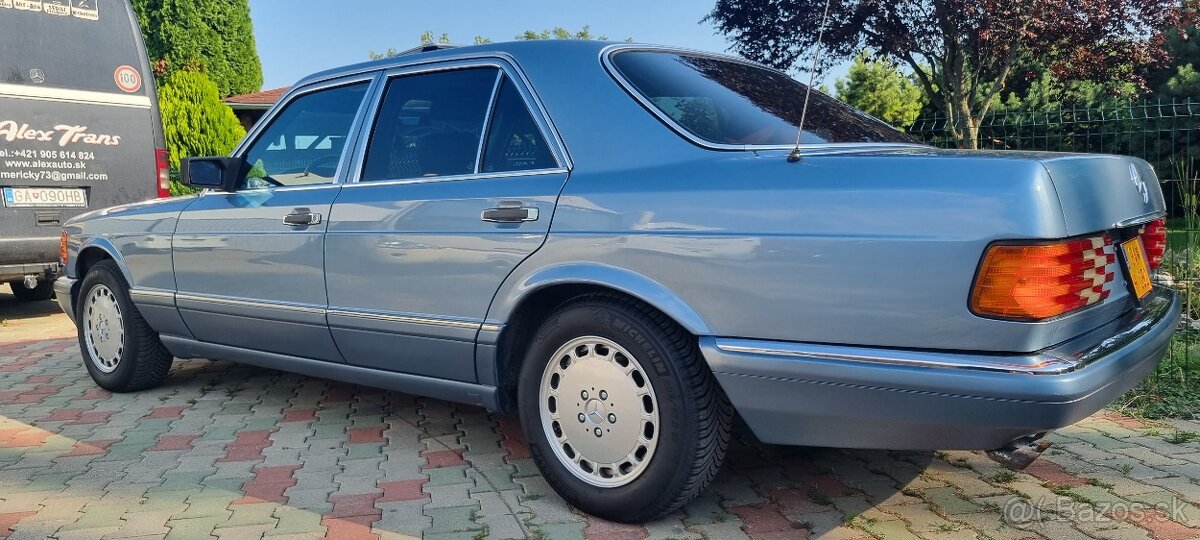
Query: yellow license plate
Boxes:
[{"xmin": 1121, "ymin": 237, "xmax": 1153, "ymax": 300}]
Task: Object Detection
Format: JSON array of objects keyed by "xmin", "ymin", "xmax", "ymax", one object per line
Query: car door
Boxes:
[
  {"xmin": 325, "ymin": 60, "xmax": 570, "ymax": 381},
  {"xmin": 173, "ymin": 76, "xmax": 377, "ymax": 362}
]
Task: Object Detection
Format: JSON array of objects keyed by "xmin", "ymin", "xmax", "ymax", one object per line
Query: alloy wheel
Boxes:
[{"xmin": 538, "ymin": 336, "xmax": 660, "ymax": 488}]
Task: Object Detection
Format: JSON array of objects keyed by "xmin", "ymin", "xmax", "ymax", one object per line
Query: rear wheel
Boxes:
[
  {"xmin": 8, "ymin": 279, "xmax": 54, "ymax": 302},
  {"xmin": 517, "ymin": 293, "xmax": 732, "ymax": 522},
  {"xmin": 77, "ymin": 260, "xmax": 173, "ymax": 392}
]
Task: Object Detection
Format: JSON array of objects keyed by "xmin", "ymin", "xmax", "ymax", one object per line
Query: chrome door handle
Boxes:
[
  {"xmin": 481, "ymin": 201, "xmax": 539, "ymax": 223},
  {"xmin": 283, "ymin": 208, "xmax": 322, "ymax": 226}
]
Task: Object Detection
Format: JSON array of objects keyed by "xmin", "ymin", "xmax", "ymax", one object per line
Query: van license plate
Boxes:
[
  {"xmin": 1121, "ymin": 237, "xmax": 1153, "ymax": 300},
  {"xmin": 2, "ymin": 187, "xmax": 87, "ymax": 208}
]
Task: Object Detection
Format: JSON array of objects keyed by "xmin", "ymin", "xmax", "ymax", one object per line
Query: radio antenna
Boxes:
[{"xmin": 788, "ymin": 0, "xmax": 834, "ymax": 163}]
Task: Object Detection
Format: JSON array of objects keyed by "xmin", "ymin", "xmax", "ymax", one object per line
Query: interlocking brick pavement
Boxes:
[{"xmin": 3, "ymin": 303, "xmax": 1200, "ymax": 539}]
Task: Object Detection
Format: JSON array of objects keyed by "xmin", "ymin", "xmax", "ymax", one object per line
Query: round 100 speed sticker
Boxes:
[{"xmin": 114, "ymin": 66, "xmax": 142, "ymax": 93}]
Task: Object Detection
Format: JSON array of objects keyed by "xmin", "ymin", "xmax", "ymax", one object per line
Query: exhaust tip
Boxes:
[{"xmin": 985, "ymin": 434, "xmax": 1052, "ymax": 471}]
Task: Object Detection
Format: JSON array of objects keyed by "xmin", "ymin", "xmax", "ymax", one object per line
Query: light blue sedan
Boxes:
[{"xmin": 56, "ymin": 41, "xmax": 1181, "ymax": 522}]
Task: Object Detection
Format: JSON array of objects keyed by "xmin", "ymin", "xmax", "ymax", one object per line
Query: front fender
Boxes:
[
  {"xmin": 72, "ymin": 236, "xmax": 133, "ymax": 285},
  {"xmin": 487, "ymin": 262, "xmax": 712, "ymax": 336}
]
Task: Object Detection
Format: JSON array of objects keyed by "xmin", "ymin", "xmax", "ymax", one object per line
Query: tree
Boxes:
[
  {"xmin": 515, "ymin": 25, "xmax": 608, "ymax": 41},
  {"xmin": 990, "ymin": 51, "xmax": 1143, "ymax": 111},
  {"xmin": 834, "ymin": 53, "xmax": 925, "ymax": 130},
  {"xmin": 1148, "ymin": 16, "xmax": 1200, "ymax": 99},
  {"xmin": 130, "ymin": 0, "xmax": 263, "ymax": 97},
  {"xmin": 369, "ymin": 26, "xmax": 621, "ymax": 60},
  {"xmin": 707, "ymin": 0, "xmax": 1188, "ymax": 148},
  {"xmin": 1161, "ymin": 64, "xmax": 1200, "ymax": 99},
  {"xmin": 157, "ymin": 71, "xmax": 246, "ymax": 193}
]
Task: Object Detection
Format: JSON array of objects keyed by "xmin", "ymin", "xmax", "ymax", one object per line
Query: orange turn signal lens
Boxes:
[
  {"xmin": 59, "ymin": 230, "xmax": 69, "ymax": 266},
  {"xmin": 971, "ymin": 235, "xmax": 1115, "ymax": 321}
]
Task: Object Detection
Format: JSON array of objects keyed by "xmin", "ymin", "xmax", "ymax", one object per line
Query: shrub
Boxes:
[
  {"xmin": 132, "ymin": 0, "xmax": 263, "ymax": 97},
  {"xmin": 157, "ymin": 70, "xmax": 246, "ymax": 194}
]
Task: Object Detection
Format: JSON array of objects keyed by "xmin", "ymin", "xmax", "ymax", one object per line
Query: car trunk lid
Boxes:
[{"xmin": 1040, "ymin": 155, "xmax": 1165, "ymax": 237}]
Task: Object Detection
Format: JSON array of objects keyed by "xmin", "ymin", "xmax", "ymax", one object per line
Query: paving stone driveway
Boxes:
[{"xmin": 3, "ymin": 300, "xmax": 1200, "ymax": 539}]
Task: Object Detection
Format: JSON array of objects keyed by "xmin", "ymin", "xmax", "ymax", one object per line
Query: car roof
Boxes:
[{"xmin": 292, "ymin": 40, "xmax": 742, "ymax": 88}]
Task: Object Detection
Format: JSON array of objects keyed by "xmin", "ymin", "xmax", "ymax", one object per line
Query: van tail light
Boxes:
[
  {"xmin": 971, "ymin": 235, "xmax": 1115, "ymax": 321},
  {"xmin": 59, "ymin": 230, "xmax": 69, "ymax": 266},
  {"xmin": 155, "ymin": 148, "xmax": 170, "ymax": 198},
  {"xmin": 1143, "ymin": 218, "xmax": 1167, "ymax": 271}
]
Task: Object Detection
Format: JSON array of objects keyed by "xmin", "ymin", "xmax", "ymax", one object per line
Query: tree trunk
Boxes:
[
  {"xmin": 939, "ymin": 79, "xmax": 980, "ymax": 149},
  {"xmin": 937, "ymin": 41, "xmax": 981, "ymax": 150},
  {"xmin": 953, "ymin": 108, "xmax": 980, "ymax": 150},
  {"xmin": 940, "ymin": 93, "xmax": 981, "ymax": 149}
]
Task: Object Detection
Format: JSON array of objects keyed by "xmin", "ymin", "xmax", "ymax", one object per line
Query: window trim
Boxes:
[
  {"xmin": 228, "ymin": 73, "xmax": 383, "ymax": 191},
  {"xmin": 601, "ymin": 44, "xmax": 928, "ymax": 154},
  {"xmin": 474, "ymin": 71, "xmax": 506, "ymax": 174},
  {"xmin": 347, "ymin": 58, "xmax": 569, "ymax": 187}
]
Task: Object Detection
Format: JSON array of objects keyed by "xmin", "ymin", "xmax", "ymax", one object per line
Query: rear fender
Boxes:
[
  {"xmin": 477, "ymin": 262, "xmax": 711, "ymax": 406},
  {"xmin": 486, "ymin": 262, "xmax": 712, "ymax": 336}
]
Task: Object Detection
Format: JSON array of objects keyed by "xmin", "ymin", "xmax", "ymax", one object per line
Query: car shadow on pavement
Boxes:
[
  {"xmin": 0, "ymin": 293, "xmax": 61, "ymax": 321},
  {"xmin": 10, "ymin": 337, "xmax": 1200, "ymax": 539},
  {"xmin": 0, "ymin": 344, "xmax": 945, "ymax": 539},
  {"xmin": 0, "ymin": 292, "xmax": 77, "ymax": 345}
]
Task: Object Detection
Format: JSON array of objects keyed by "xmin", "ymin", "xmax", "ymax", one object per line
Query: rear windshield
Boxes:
[
  {"xmin": 0, "ymin": 1, "xmax": 150, "ymax": 96},
  {"xmin": 610, "ymin": 51, "xmax": 915, "ymax": 146}
]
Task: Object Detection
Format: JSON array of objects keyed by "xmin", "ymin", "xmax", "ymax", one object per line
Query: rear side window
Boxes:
[
  {"xmin": 481, "ymin": 77, "xmax": 556, "ymax": 173},
  {"xmin": 610, "ymin": 51, "xmax": 915, "ymax": 146},
  {"xmin": 240, "ymin": 82, "xmax": 369, "ymax": 188},
  {"xmin": 361, "ymin": 68, "xmax": 499, "ymax": 182},
  {"xmin": 0, "ymin": 2, "xmax": 151, "ymax": 95}
]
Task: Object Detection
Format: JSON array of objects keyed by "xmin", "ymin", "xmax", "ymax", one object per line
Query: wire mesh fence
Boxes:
[{"xmin": 911, "ymin": 100, "xmax": 1200, "ymax": 410}]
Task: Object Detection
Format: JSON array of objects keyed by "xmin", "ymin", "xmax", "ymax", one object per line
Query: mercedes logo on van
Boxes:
[
  {"xmin": 28, "ymin": 69, "xmax": 45, "ymax": 84},
  {"xmin": 1130, "ymin": 163, "xmax": 1150, "ymax": 204}
]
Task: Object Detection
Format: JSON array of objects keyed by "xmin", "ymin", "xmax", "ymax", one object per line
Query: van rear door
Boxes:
[{"xmin": 0, "ymin": 0, "xmax": 163, "ymax": 280}]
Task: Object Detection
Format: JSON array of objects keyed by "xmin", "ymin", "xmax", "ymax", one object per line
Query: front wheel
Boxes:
[
  {"xmin": 8, "ymin": 279, "xmax": 54, "ymax": 302},
  {"xmin": 77, "ymin": 260, "xmax": 173, "ymax": 392},
  {"xmin": 517, "ymin": 293, "xmax": 732, "ymax": 522}
]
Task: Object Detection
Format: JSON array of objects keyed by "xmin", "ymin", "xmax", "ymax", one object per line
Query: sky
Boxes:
[{"xmin": 246, "ymin": 0, "xmax": 850, "ymax": 91}]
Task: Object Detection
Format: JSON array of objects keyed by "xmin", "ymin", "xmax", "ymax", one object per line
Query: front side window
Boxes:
[
  {"xmin": 361, "ymin": 68, "xmax": 499, "ymax": 182},
  {"xmin": 610, "ymin": 51, "xmax": 916, "ymax": 146},
  {"xmin": 240, "ymin": 82, "xmax": 369, "ymax": 189}
]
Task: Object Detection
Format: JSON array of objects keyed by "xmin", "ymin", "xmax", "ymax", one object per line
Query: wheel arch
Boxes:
[
  {"xmin": 483, "ymin": 263, "xmax": 712, "ymax": 412},
  {"xmin": 74, "ymin": 239, "xmax": 131, "ymax": 285}
]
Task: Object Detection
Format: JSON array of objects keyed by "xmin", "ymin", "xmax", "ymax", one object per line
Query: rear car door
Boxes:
[
  {"xmin": 173, "ymin": 76, "xmax": 376, "ymax": 362},
  {"xmin": 325, "ymin": 60, "xmax": 570, "ymax": 381}
]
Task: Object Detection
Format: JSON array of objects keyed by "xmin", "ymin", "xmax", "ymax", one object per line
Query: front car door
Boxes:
[
  {"xmin": 173, "ymin": 76, "xmax": 377, "ymax": 362},
  {"xmin": 325, "ymin": 59, "xmax": 570, "ymax": 381}
]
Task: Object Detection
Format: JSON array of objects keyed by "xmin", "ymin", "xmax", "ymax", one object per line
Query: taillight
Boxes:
[
  {"xmin": 59, "ymin": 230, "xmax": 69, "ymax": 266},
  {"xmin": 971, "ymin": 235, "xmax": 1115, "ymax": 321},
  {"xmin": 155, "ymin": 148, "xmax": 170, "ymax": 198},
  {"xmin": 1143, "ymin": 218, "xmax": 1167, "ymax": 271}
]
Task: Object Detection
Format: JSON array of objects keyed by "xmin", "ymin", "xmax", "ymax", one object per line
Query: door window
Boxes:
[
  {"xmin": 361, "ymin": 68, "xmax": 499, "ymax": 182},
  {"xmin": 240, "ymin": 82, "xmax": 370, "ymax": 189},
  {"xmin": 480, "ymin": 77, "xmax": 557, "ymax": 173}
]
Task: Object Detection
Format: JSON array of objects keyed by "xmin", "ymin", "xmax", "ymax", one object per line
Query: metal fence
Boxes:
[
  {"xmin": 909, "ymin": 99, "xmax": 1200, "ymax": 171},
  {"xmin": 911, "ymin": 100, "xmax": 1200, "ymax": 405}
]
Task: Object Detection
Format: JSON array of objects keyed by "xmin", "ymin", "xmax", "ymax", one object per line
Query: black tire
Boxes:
[
  {"xmin": 517, "ymin": 293, "xmax": 732, "ymax": 522},
  {"xmin": 8, "ymin": 279, "xmax": 54, "ymax": 302},
  {"xmin": 76, "ymin": 260, "xmax": 173, "ymax": 392}
]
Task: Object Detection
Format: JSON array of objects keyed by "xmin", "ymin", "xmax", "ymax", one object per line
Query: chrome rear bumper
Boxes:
[{"xmin": 702, "ymin": 286, "xmax": 1181, "ymax": 450}]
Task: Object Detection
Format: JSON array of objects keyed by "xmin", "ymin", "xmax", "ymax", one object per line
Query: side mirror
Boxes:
[{"xmin": 181, "ymin": 157, "xmax": 245, "ymax": 192}]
